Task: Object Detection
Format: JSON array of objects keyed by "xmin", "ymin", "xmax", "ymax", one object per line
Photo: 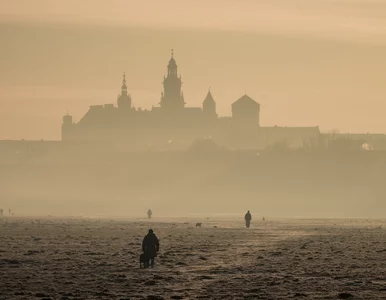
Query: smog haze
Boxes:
[{"xmin": 1, "ymin": 0, "xmax": 386, "ymax": 139}]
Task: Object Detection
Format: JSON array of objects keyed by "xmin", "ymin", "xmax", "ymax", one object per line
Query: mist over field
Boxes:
[
  {"xmin": 1, "ymin": 0, "xmax": 386, "ymax": 218},
  {"xmin": 0, "ymin": 148, "xmax": 385, "ymax": 218},
  {"xmin": 2, "ymin": 2, "xmax": 386, "ymax": 299}
]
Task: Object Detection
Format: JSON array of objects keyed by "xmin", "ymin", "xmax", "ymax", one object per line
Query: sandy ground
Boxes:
[{"xmin": 1, "ymin": 217, "xmax": 386, "ymax": 299}]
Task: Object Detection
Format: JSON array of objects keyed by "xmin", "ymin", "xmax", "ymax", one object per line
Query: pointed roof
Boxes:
[
  {"xmin": 203, "ymin": 89, "xmax": 215, "ymax": 104},
  {"xmin": 232, "ymin": 94, "xmax": 259, "ymax": 107},
  {"xmin": 168, "ymin": 49, "xmax": 177, "ymax": 67},
  {"xmin": 121, "ymin": 73, "xmax": 127, "ymax": 90}
]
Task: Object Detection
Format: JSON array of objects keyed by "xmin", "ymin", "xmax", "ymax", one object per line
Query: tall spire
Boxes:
[
  {"xmin": 117, "ymin": 72, "xmax": 131, "ymax": 109},
  {"xmin": 167, "ymin": 49, "xmax": 177, "ymax": 76},
  {"xmin": 161, "ymin": 49, "xmax": 184, "ymax": 110},
  {"xmin": 122, "ymin": 72, "xmax": 127, "ymax": 87},
  {"xmin": 121, "ymin": 72, "xmax": 127, "ymax": 95}
]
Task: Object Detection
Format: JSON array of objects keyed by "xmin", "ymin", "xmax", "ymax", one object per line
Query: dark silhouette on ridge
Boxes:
[
  {"xmin": 142, "ymin": 229, "xmax": 159, "ymax": 268},
  {"xmin": 147, "ymin": 209, "xmax": 152, "ymax": 219},
  {"xmin": 245, "ymin": 210, "xmax": 252, "ymax": 228}
]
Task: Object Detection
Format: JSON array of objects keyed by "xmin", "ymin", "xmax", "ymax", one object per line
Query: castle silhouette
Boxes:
[{"xmin": 62, "ymin": 51, "xmax": 320, "ymax": 150}]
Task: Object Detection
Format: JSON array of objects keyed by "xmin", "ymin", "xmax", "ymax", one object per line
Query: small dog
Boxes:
[
  {"xmin": 140, "ymin": 253, "xmax": 149, "ymax": 268},
  {"xmin": 195, "ymin": 222, "xmax": 202, "ymax": 228}
]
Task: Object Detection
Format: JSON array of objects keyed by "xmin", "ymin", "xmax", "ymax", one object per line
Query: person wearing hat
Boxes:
[{"xmin": 142, "ymin": 229, "xmax": 160, "ymax": 268}]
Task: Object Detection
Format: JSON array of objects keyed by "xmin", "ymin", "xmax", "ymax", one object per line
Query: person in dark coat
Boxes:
[
  {"xmin": 245, "ymin": 210, "xmax": 252, "ymax": 228},
  {"xmin": 142, "ymin": 229, "xmax": 159, "ymax": 268},
  {"xmin": 147, "ymin": 209, "xmax": 152, "ymax": 219}
]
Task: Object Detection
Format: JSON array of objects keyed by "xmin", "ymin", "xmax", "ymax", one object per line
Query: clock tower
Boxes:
[{"xmin": 160, "ymin": 50, "xmax": 185, "ymax": 111}]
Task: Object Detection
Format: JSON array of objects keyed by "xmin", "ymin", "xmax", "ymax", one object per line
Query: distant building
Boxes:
[{"xmin": 62, "ymin": 51, "xmax": 320, "ymax": 150}]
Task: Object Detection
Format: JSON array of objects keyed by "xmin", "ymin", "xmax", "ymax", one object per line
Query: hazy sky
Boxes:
[{"xmin": 1, "ymin": 0, "xmax": 386, "ymax": 139}]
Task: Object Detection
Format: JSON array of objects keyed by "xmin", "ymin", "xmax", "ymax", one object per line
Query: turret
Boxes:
[
  {"xmin": 203, "ymin": 88, "xmax": 217, "ymax": 119},
  {"xmin": 231, "ymin": 94, "xmax": 260, "ymax": 127},
  {"xmin": 117, "ymin": 73, "xmax": 132, "ymax": 109},
  {"xmin": 168, "ymin": 50, "xmax": 178, "ymax": 77},
  {"xmin": 61, "ymin": 114, "xmax": 73, "ymax": 141},
  {"xmin": 229, "ymin": 94, "xmax": 260, "ymax": 148},
  {"xmin": 160, "ymin": 49, "xmax": 185, "ymax": 111}
]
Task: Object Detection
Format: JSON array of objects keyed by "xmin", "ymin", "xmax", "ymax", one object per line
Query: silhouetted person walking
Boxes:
[
  {"xmin": 0, "ymin": 208, "xmax": 3, "ymax": 216},
  {"xmin": 142, "ymin": 229, "xmax": 159, "ymax": 268},
  {"xmin": 245, "ymin": 210, "xmax": 252, "ymax": 228},
  {"xmin": 8, "ymin": 209, "xmax": 11, "ymax": 216},
  {"xmin": 147, "ymin": 209, "xmax": 152, "ymax": 219}
]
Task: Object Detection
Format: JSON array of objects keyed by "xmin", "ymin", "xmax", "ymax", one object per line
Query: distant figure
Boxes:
[
  {"xmin": 262, "ymin": 216, "xmax": 265, "ymax": 221},
  {"xmin": 8, "ymin": 209, "xmax": 11, "ymax": 216},
  {"xmin": 147, "ymin": 209, "xmax": 152, "ymax": 219},
  {"xmin": 195, "ymin": 222, "xmax": 202, "ymax": 228},
  {"xmin": 142, "ymin": 229, "xmax": 159, "ymax": 268},
  {"xmin": 245, "ymin": 210, "xmax": 252, "ymax": 228},
  {"xmin": 0, "ymin": 208, "xmax": 3, "ymax": 216}
]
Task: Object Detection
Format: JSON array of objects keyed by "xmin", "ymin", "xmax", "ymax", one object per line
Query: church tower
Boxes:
[
  {"xmin": 117, "ymin": 73, "xmax": 132, "ymax": 109},
  {"xmin": 160, "ymin": 50, "xmax": 185, "ymax": 111},
  {"xmin": 203, "ymin": 88, "xmax": 217, "ymax": 119}
]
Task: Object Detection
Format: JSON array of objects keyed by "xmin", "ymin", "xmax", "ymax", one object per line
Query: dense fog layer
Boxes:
[{"xmin": 1, "ymin": 147, "xmax": 385, "ymax": 218}]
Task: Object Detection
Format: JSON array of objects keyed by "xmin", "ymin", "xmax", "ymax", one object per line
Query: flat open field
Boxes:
[{"xmin": 1, "ymin": 217, "xmax": 386, "ymax": 299}]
